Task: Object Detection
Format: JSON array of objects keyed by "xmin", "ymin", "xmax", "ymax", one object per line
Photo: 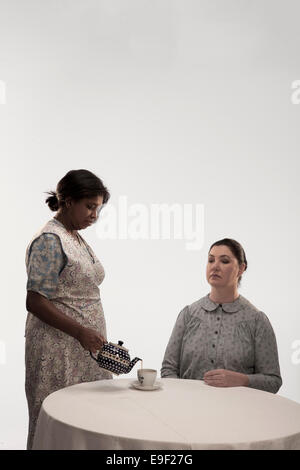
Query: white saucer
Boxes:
[{"xmin": 131, "ymin": 380, "xmax": 162, "ymax": 391}]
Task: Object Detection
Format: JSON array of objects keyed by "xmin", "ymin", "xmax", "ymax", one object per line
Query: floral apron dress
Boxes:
[{"xmin": 25, "ymin": 218, "xmax": 111, "ymax": 450}]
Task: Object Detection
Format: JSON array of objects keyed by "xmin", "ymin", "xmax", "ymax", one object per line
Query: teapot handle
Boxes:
[{"xmin": 90, "ymin": 351, "xmax": 98, "ymax": 362}]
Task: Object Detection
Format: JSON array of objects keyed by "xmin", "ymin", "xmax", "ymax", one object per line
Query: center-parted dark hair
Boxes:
[
  {"xmin": 209, "ymin": 238, "xmax": 248, "ymax": 286},
  {"xmin": 45, "ymin": 169, "xmax": 110, "ymax": 212}
]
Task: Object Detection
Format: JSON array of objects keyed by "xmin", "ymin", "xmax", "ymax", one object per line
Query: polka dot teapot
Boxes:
[{"xmin": 90, "ymin": 340, "xmax": 142, "ymax": 375}]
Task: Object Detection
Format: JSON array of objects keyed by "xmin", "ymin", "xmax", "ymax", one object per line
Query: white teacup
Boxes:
[{"xmin": 137, "ymin": 369, "xmax": 157, "ymax": 387}]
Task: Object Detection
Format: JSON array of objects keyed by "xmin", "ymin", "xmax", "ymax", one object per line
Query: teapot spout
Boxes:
[{"xmin": 128, "ymin": 357, "xmax": 142, "ymax": 373}]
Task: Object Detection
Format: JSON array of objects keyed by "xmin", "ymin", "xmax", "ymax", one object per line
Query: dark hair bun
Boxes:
[
  {"xmin": 45, "ymin": 191, "xmax": 59, "ymax": 212},
  {"xmin": 44, "ymin": 169, "xmax": 110, "ymax": 214}
]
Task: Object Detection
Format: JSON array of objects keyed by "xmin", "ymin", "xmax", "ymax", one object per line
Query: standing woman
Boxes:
[
  {"xmin": 25, "ymin": 169, "xmax": 112, "ymax": 450},
  {"xmin": 161, "ymin": 238, "xmax": 282, "ymax": 394}
]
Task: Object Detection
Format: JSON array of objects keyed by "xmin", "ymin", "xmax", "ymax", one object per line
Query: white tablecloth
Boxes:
[{"xmin": 33, "ymin": 378, "xmax": 300, "ymax": 450}]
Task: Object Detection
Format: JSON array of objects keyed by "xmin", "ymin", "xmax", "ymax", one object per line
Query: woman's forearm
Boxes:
[
  {"xmin": 26, "ymin": 291, "xmax": 83, "ymax": 340},
  {"xmin": 246, "ymin": 373, "xmax": 282, "ymax": 394}
]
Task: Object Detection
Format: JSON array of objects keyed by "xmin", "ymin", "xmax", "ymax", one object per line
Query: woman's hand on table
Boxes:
[
  {"xmin": 77, "ymin": 326, "xmax": 107, "ymax": 353},
  {"xmin": 203, "ymin": 369, "xmax": 249, "ymax": 387}
]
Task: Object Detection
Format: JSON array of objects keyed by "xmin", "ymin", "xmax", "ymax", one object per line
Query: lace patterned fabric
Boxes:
[{"xmin": 25, "ymin": 218, "xmax": 112, "ymax": 450}]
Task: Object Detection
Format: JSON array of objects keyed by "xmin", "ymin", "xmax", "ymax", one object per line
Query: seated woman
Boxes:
[{"xmin": 161, "ymin": 238, "xmax": 282, "ymax": 394}]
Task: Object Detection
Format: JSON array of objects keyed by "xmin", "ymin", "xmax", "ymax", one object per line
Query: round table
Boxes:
[{"xmin": 33, "ymin": 378, "xmax": 300, "ymax": 450}]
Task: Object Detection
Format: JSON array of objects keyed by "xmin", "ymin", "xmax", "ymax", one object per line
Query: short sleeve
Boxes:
[{"xmin": 26, "ymin": 233, "xmax": 67, "ymax": 299}]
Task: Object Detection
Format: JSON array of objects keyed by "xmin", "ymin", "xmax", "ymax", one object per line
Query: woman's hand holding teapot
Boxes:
[{"xmin": 77, "ymin": 326, "xmax": 107, "ymax": 353}]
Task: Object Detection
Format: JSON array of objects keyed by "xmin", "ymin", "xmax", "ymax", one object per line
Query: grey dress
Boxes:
[{"xmin": 161, "ymin": 294, "xmax": 282, "ymax": 394}]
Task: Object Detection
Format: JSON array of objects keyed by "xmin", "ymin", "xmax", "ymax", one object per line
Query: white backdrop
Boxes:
[{"xmin": 0, "ymin": 0, "xmax": 299, "ymax": 449}]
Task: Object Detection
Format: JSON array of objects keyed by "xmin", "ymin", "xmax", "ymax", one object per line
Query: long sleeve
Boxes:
[
  {"xmin": 161, "ymin": 306, "xmax": 189, "ymax": 378},
  {"xmin": 246, "ymin": 312, "xmax": 282, "ymax": 394}
]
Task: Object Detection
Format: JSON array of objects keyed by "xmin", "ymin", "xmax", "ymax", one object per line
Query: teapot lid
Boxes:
[{"xmin": 109, "ymin": 340, "xmax": 129, "ymax": 352}]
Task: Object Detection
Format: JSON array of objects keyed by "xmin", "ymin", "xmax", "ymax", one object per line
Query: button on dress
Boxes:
[{"xmin": 25, "ymin": 218, "xmax": 112, "ymax": 450}]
